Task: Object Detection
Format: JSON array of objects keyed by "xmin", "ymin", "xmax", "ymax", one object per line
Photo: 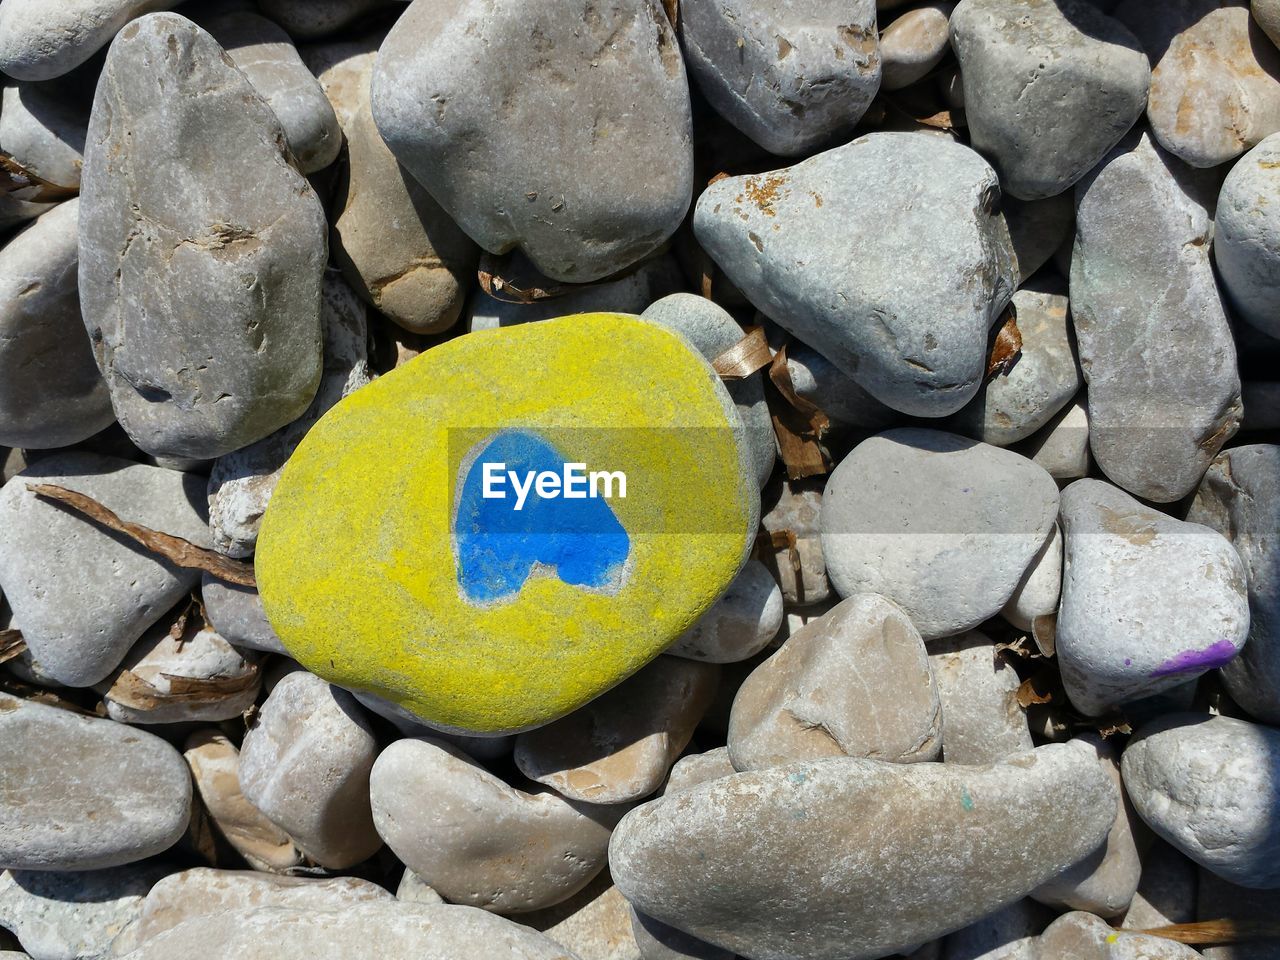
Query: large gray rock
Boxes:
[
  {"xmin": 821, "ymin": 429, "xmax": 1059, "ymax": 640},
  {"xmin": 1189, "ymin": 445, "xmax": 1280, "ymax": 723},
  {"xmin": 0, "ymin": 0, "xmax": 174, "ymax": 80},
  {"xmin": 371, "ymin": 0, "xmax": 693, "ymax": 283},
  {"xmin": 0, "ymin": 453, "xmax": 211, "ymax": 687},
  {"xmin": 950, "ymin": 0, "xmax": 1149, "ymax": 200},
  {"xmin": 0, "ymin": 200, "xmax": 113, "ymax": 449},
  {"xmin": 727, "ymin": 592, "xmax": 942, "ymax": 771},
  {"xmin": 1071, "ymin": 129, "xmax": 1241, "ymax": 502},
  {"xmin": 1215, "ymin": 133, "xmax": 1280, "ymax": 340},
  {"xmin": 1057, "ymin": 479, "xmax": 1249, "ymax": 716},
  {"xmin": 679, "ymin": 0, "xmax": 881, "ymax": 155},
  {"xmin": 929, "ymin": 632, "xmax": 1032, "ymax": 764},
  {"xmin": 695, "ymin": 133, "xmax": 1016, "ymax": 418},
  {"xmin": 0, "ymin": 694, "xmax": 190, "ymax": 871},
  {"xmin": 79, "ymin": 13, "xmax": 328, "ymax": 460},
  {"xmin": 1123, "ymin": 714, "xmax": 1280, "ymax": 889},
  {"xmin": 0, "ymin": 80, "xmax": 89, "ymax": 188},
  {"xmin": 610, "ymin": 743, "xmax": 1117, "ymax": 960}
]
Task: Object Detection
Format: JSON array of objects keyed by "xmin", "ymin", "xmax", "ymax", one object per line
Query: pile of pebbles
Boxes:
[{"xmin": 2, "ymin": 0, "xmax": 1280, "ymax": 958}]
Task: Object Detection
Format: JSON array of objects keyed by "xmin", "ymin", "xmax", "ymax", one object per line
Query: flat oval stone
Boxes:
[
  {"xmin": 929, "ymin": 631, "xmax": 1032, "ymax": 764},
  {"xmin": 881, "ymin": 3, "xmax": 953, "ymax": 92},
  {"xmin": 79, "ymin": 12, "xmax": 328, "ymax": 460},
  {"xmin": 0, "ymin": 0, "xmax": 175, "ymax": 80},
  {"xmin": 370, "ymin": 0, "xmax": 693, "ymax": 283},
  {"xmin": 1122, "ymin": 714, "xmax": 1280, "ymax": 889},
  {"xmin": 609, "ymin": 743, "xmax": 1117, "ymax": 960},
  {"xmin": 0, "ymin": 694, "xmax": 191, "ymax": 871},
  {"xmin": 256, "ymin": 313, "xmax": 758, "ymax": 735},
  {"xmin": 694, "ymin": 133, "xmax": 1016, "ymax": 417},
  {"xmin": 1215, "ymin": 132, "xmax": 1280, "ymax": 339},
  {"xmin": 1002, "ymin": 522, "xmax": 1062, "ymax": 645}
]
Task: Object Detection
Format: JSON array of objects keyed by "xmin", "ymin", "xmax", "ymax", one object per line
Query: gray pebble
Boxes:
[
  {"xmin": 1001, "ymin": 522, "xmax": 1061, "ymax": 647},
  {"xmin": 783, "ymin": 342, "xmax": 898, "ymax": 432},
  {"xmin": 930, "ymin": 632, "xmax": 1032, "ymax": 764},
  {"xmin": 1214, "ymin": 132, "xmax": 1280, "ymax": 340},
  {"xmin": 0, "ymin": 81, "xmax": 88, "ymax": 188},
  {"xmin": 0, "ymin": 0, "xmax": 176, "ymax": 81},
  {"xmin": 200, "ymin": 576, "xmax": 286, "ymax": 655},
  {"xmin": 1257, "ymin": 0, "xmax": 1280, "ymax": 48},
  {"xmin": 760, "ymin": 481, "xmax": 829, "ymax": 607},
  {"xmin": 881, "ymin": 3, "xmax": 954, "ymax": 92},
  {"xmin": 630, "ymin": 906, "xmax": 732, "ymax": 960},
  {"xmin": 349, "ymin": 690, "xmax": 514, "ymax": 761},
  {"xmin": 1034, "ymin": 910, "xmax": 1202, "ymax": 958},
  {"xmin": 1004, "ymin": 193, "xmax": 1074, "ymax": 285},
  {"xmin": 695, "ymin": 133, "xmax": 1016, "ymax": 417},
  {"xmin": 299, "ymin": 32, "xmax": 379, "ymax": 130},
  {"xmin": 663, "ymin": 747, "xmax": 736, "ymax": 795},
  {"xmin": 1019, "ymin": 396, "xmax": 1090, "ymax": 482},
  {"xmin": 668, "ymin": 559, "xmax": 783, "ymax": 664},
  {"xmin": 535, "ymin": 879, "xmax": 642, "ymax": 960},
  {"xmin": 396, "ymin": 870, "xmax": 444, "ymax": 906}
]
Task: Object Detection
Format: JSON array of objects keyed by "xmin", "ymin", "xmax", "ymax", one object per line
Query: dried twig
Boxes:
[
  {"xmin": 477, "ymin": 252, "xmax": 568, "ymax": 304},
  {"xmin": 754, "ymin": 528, "xmax": 801, "ymax": 573},
  {"xmin": 1, "ymin": 153, "xmax": 77, "ymax": 202},
  {"xmin": 1138, "ymin": 920, "xmax": 1280, "ymax": 945},
  {"xmin": 0, "ymin": 629, "xmax": 27, "ymax": 665},
  {"xmin": 28, "ymin": 483, "xmax": 256, "ymax": 586},
  {"xmin": 712, "ymin": 325, "xmax": 772, "ymax": 379}
]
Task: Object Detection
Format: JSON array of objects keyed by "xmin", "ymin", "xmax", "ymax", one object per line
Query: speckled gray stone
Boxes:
[
  {"xmin": 200, "ymin": 577, "xmax": 286, "ymax": 655},
  {"xmin": 0, "ymin": 694, "xmax": 191, "ymax": 871},
  {"xmin": 1057, "ymin": 479, "xmax": 1249, "ymax": 716},
  {"xmin": 1215, "ymin": 133, "xmax": 1280, "ymax": 340},
  {"xmin": 1071, "ymin": 129, "xmax": 1241, "ymax": 502},
  {"xmin": 1257, "ymin": 0, "xmax": 1280, "ymax": 47},
  {"xmin": 0, "ymin": 200, "xmax": 113, "ymax": 449},
  {"xmin": 668, "ymin": 560, "xmax": 783, "ymax": 664},
  {"xmin": 929, "ymin": 632, "xmax": 1032, "ymax": 764},
  {"xmin": 609, "ymin": 743, "xmax": 1117, "ymax": 960},
  {"xmin": 79, "ymin": 13, "xmax": 327, "ymax": 460},
  {"xmin": 1123, "ymin": 714, "xmax": 1280, "ymax": 889},
  {"xmin": 821, "ymin": 429, "xmax": 1059, "ymax": 640},
  {"xmin": 695, "ymin": 133, "xmax": 1016, "ymax": 417},
  {"xmin": 0, "ymin": 80, "xmax": 88, "ymax": 188},
  {"xmin": 0, "ymin": 453, "xmax": 211, "ymax": 687},
  {"xmin": 1034, "ymin": 910, "xmax": 1202, "ymax": 959},
  {"xmin": 728, "ymin": 592, "xmax": 941, "ymax": 771},
  {"xmin": 0, "ymin": 0, "xmax": 175, "ymax": 80},
  {"xmin": 950, "ymin": 0, "xmax": 1149, "ymax": 200},
  {"xmin": 371, "ymin": 0, "xmax": 692, "ymax": 283},
  {"xmin": 370, "ymin": 737, "xmax": 619, "ymax": 913},
  {"xmin": 679, "ymin": 0, "xmax": 881, "ymax": 155},
  {"xmin": 1189, "ymin": 445, "xmax": 1280, "ymax": 723}
]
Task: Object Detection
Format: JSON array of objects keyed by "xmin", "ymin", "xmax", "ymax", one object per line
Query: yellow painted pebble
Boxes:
[{"xmin": 256, "ymin": 313, "xmax": 758, "ymax": 735}]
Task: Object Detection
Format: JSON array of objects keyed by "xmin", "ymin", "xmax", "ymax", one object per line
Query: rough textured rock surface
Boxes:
[
  {"xmin": 679, "ymin": 0, "xmax": 881, "ymax": 155},
  {"xmin": 1021, "ymin": 396, "xmax": 1090, "ymax": 481},
  {"xmin": 610, "ymin": 743, "xmax": 1117, "ymax": 960},
  {"xmin": 695, "ymin": 133, "xmax": 1016, "ymax": 417},
  {"xmin": 821, "ymin": 429, "xmax": 1059, "ymax": 639},
  {"xmin": 1214, "ymin": 132, "xmax": 1280, "ymax": 339},
  {"xmin": 0, "ymin": 0, "xmax": 174, "ymax": 80},
  {"xmin": 929, "ymin": 632, "xmax": 1032, "ymax": 764},
  {"xmin": 728, "ymin": 593, "xmax": 942, "ymax": 771},
  {"xmin": 79, "ymin": 13, "xmax": 328, "ymax": 460},
  {"xmin": 371, "ymin": 0, "xmax": 693, "ymax": 283},
  {"xmin": 1071, "ymin": 129, "xmax": 1241, "ymax": 502}
]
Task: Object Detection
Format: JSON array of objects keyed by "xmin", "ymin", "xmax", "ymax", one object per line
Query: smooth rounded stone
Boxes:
[
  {"xmin": 1071, "ymin": 130, "xmax": 1241, "ymax": 502},
  {"xmin": 1034, "ymin": 911, "xmax": 1202, "ymax": 959},
  {"xmin": 821, "ymin": 429, "xmax": 1060, "ymax": 640},
  {"xmin": 0, "ymin": 862, "xmax": 172, "ymax": 960},
  {"xmin": 125, "ymin": 869, "xmax": 392, "ymax": 948},
  {"xmin": 948, "ymin": 278, "xmax": 1081, "ymax": 446},
  {"xmin": 881, "ymin": 3, "xmax": 953, "ymax": 91},
  {"xmin": 199, "ymin": 577, "xmax": 286, "ymax": 655},
  {"xmin": 0, "ymin": 193, "xmax": 54, "ymax": 233},
  {"xmin": 369, "ymin": 737, "xmax": 619, "ymax": 913},
  {"xmin": 663, "ymin": 748, "xmax": 736, "ymax": 795},
  {"xmin": 783, "ymin": 342, "xmax": 898, "ymax": 432},
  {"xmin": 256, "ymin": 314, "xmax": 758, "ymax": 736},
  {"xmin": 929, "ymin": 632, "xmax": 1032, "ymax": 764},
  {"xmin": 350, "ymin": 691, "xmax": 514, "ymax": 761},
  {"xmin": 1189, "ymin": 446, "xmax": 1280, "ymax": 723},
  {"xmin": 0, "ymin": 81, "xmax": 88, "ymax": 188},
  {"xmin": 1031, "ymin": 736, "xmax": 1140, "ymax": 918},
  {"xmin": 641, "ymin": 294, "xmax": 776, "ymax": 488},
  {"xmin": 0, "ymin": 200, "xmax": 113, "ymax": 450},
  {"xmin": 1215, "ymin": 133, "xmax": 1280, "ymax": 340},
  {"xmin": 1258, "ymin": 0, "xmax": 1280, "ymax": 46},
  {"xmin": 182, "ymin": 731, "xmax": 302, "ymax": 874},
  {"xmin": 537, "ymin": 882, "xmax": 642, "ymax": 960},
  {"xmin": 238, "ymin": 671, "xmax": 382, "ymax": 869},
  {"xmin": 333, "ymin": 94, "xmax": 478, "ymax": 335},
  {"xmin": 257, "ymin": 0, "xmax": 404, "ymax": 40},
  {"xmin": 396, "ymin": 871, "xmax": 444, "ymax": 906},
  {"xmin": 1004, "ymin": 194, "xmax": 1074, "ymax": 285},
  {"xmin": 1116, "ymin": 0, "xmax": 1280, "ymax": 168},
  {"xmin": 300, "ymin": 33, "xmax": 379, "ymax": 129},
  {"xmin": 79, "ymin": 13, "xmax": 327, "ymax": 461},
  {"xmin": 610, "ymin": 742, "xmax": 1118, "ymax": 960},
  {"xmin": 201, "ymin": 10, "xmax": 341, "ymax": 174},
  {"xmin": 1119, "ymin": 840, "xmax": 1197, "ymax": 930},
  {"xmin": 679, "ymin": 0, "xmax": 880, "ymax": 155},
  {"xmin": 695, "ymin": 133, "xmax": 1016, "ymax": 418},
  {"xmin": 942, "ymin": 899, "xmax": 1052, "ymax": 960},
  {"xmin": 630, "ymin": 907, "xmax": 732, "ymax": 960},
  {"xmin": 1056, "ymin": 479, "xmax": 1249, "ymax": 716},
  {"xmin": 1001, "ymin": 523, "xmax": 1061, "ymax": 648},
  {"xmin": 1123, "ymin": 714, "xmax": 1280, "ymax": 889},
  {"xmin": 113, "ymin": 901, "xmax": 578, "ymax": 960},
  {"xmin": 206, "ymin": 273, "xmax": 371, "ymax": 558},
  {"xmin": 1019, "ymin": 396, "xmax": 1090, "ymax": 482},
  {"xmin": 371, "ymin": 0, "xmax": 692, "ymax": 284},
  {"xmin": 950, "ymin": 0, "xmax": 1149, "ymax": 200},
  {"xmin": 0, "ymin": 694, "xmax": 191, "ymax": 871},
  {"xmin": 0, "ymin": 453, "xmax": 211, "ymax": 687},
  {"xmin": 728, "ymin": 592, "xmax": 941, "ymax": 771},
  {"xmin": 515, "ymin": 658, "xmax": 719, "ymax": 804},
  {"xmin": 760, "ymin": 480, "xmax": 830, "ymax": 607},
  {"xmin": 0, "ymin": 0, "xmax": 175, "ymax": 80},
  {"xmin": 668, "ymin": 560, "xmax": 783, "ymax": 664},
  {"xmin": 98, "ymin": 623, "xmax": 259, "ymax": 725}
]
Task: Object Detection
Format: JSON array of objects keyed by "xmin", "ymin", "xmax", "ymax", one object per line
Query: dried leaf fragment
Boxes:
[
  {"xmin": 712, "ymin": 325, "xmax": 772, "ymax": 379},
  {"xmin": 0, "ymin": 629, "xmax": 27, "ymax": 665},
  {"xmin": 107, "ymin": 665, "xmax": 261, "ymax": 712},
  {"xmin": 766, "ymin": 343, "xmax": 831, "ymax": 479},
  {"xmin": 0, "ymin": 153, "xmax": 77, "ymax": 202},
  {"xmin": 987, "ymin": 307, "xmax": 1022, "ymax": 379},
  {"xmin": 1015, "ymin": 674, "xmax": 1053, "ymax": 708}
]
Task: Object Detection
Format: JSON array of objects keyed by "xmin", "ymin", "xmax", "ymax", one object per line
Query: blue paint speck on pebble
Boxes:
[{"xmin": 961, "ymin": 787, "xmax": 974, "ymax": 811}]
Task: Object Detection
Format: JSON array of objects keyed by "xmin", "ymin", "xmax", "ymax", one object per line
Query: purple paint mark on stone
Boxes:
[
  {"xmin": 1124, "ymin": 658, "xmax": 1132, "ymax": 666},
  {"xmin": 1150, "ymin": 639, "xmax": 1239, "ymax": 678}
]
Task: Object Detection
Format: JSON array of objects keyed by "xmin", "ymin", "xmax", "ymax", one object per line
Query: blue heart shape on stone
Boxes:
[{"xmin": 453, "ymin": 430, "xmax": 631, "ymax": 604}]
